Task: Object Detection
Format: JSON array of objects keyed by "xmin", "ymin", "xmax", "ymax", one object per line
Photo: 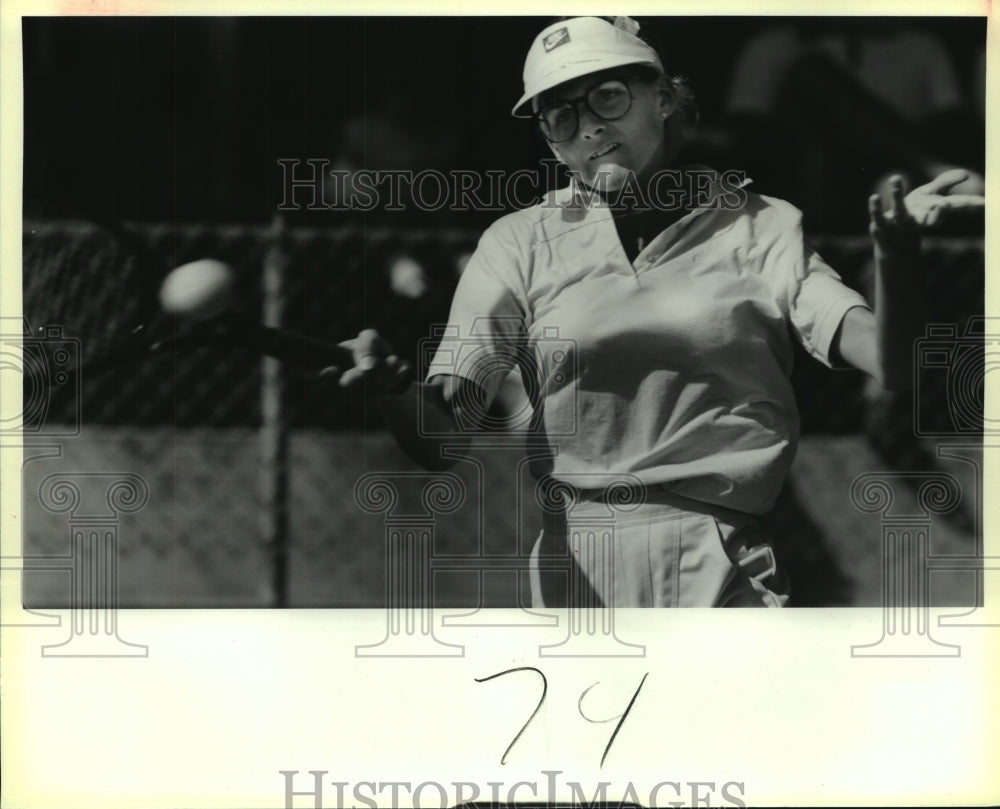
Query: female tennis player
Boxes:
[{"xmin": 337, "ymin": 16, "xmax": 983, "ymax": 608}]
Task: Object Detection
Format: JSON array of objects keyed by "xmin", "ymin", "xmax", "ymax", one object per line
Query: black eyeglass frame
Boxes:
[{"xmin": 532, "ymin": 75, "xmax": 640, "ymax": 144}]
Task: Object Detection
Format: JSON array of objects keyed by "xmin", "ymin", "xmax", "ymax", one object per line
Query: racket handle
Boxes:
[
  {"xmin": 146, "ymin": 320, "xmax": 390, "ymax": 376},
  {"xmin": 248, "ymin": 324, "xmax": 354, "ymax": 370}
]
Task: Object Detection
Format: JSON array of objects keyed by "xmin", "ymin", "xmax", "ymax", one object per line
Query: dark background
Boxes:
[{"xmin": 22, "ymin": 16, "xmax": 986, "ymax": 225}]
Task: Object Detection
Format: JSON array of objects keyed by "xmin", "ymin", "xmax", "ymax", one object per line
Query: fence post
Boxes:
[{"xmin": 262, "ymin": 214, "xmax": 290, "ymax": 607}]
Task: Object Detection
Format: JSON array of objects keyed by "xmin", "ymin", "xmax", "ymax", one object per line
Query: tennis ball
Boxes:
[{"xmin": 159, "ymin": 259, "xmax": 234, "ymax": 320}]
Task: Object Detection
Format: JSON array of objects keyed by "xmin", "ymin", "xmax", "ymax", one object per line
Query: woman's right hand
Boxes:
[
  {"xmin": 330, "ymin": 331, "xmax": 473, "ymax": 471},
  {"xmin": 326, "ymin": 329, "xmax": 413, "ymax": 398}
]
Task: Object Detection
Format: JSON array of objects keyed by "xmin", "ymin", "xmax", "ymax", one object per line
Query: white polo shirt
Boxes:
[{"xmin": 427, "ymin": 178, "xmax": 870, "ymax": 514}]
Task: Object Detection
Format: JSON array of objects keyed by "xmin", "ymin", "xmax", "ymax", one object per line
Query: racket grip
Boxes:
[{"xmin": 251, "ymin": 325, "xmax": 354, "ymax": 370}]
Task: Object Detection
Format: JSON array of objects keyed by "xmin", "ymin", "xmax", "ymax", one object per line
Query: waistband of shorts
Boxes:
[{"xmin": 539, "ymin": 480, "xmax": 757, "ymax": 530}]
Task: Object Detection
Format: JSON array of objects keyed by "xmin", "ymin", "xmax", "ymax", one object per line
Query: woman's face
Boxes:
[{"xmin": 540, "ymin": 68, "xmax": 670, "ymax": 194}]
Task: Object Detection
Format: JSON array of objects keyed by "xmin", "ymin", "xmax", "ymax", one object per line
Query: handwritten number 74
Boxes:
[{"xmin": 474, "ymin": 668, "xmax": 648, "ymax": 768}]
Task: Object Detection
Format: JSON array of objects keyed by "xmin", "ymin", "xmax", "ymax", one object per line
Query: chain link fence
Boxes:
[{"xmin": 20, "ymin": 220, "xmax": 984, "ymax": 607}]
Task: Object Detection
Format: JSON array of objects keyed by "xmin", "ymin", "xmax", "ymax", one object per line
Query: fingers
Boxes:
[
  {"xmin": 338, "ymin": 354, "xmax": 401, "ymax": 388},
  {"xmin": 351, "ymin": 328, "xmax": 381, "ymax": 371},
  {"xmin": 337, "ymin": 365, "xmax": 367, "ymax": 387},
  {"xmin": 905, "ymin": 189, "xmax": 984, "ymax": 228},
  {"xmin": 336, "ymin": 330, "xmax": 383, "ymax": 374},
  {"xmin": 869, "ymin": 192, "xmax": 887, "ymax": 231},
  {"xmin": 340, "ymin": 354, "xmax": 400, "ymax": 388},
  {"xmin": 332, "ymin": 328, "xmax": 410, "ymax": 397},
  {"xmin": 939, "ymin": 193, "xmax": 986, "ymax": 211},
  {"xmin": 869, "ymin": 180, "xmax": 919, "ymax": 255},
  {"xmin": 888, "ymin": 175, "xmax": 906, "ymax": 218},
  {"xmin": 920, "ymin": 168, "xmax": 970, "ymax": 195}
]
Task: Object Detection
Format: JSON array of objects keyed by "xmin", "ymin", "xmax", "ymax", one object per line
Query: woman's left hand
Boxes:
[
  {"xmin": 902, "ymin": 168, "xmax": 985, "ymax": 228},
  {"xmin": 869, "ymin": 175, "xmax": 919, "ymax": 261}
]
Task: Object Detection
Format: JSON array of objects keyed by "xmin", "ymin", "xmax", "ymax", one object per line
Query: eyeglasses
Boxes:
[{"xmin": 534, "ymin": 78, "xmax": 635, "ymax": 143}]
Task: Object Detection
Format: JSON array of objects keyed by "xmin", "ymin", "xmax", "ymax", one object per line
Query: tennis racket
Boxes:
[{"xmin": 22, "ymin": 219, "xmax": 361, "ymax": 376}]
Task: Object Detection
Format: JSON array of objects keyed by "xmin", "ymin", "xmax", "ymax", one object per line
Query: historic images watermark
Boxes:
[
  {"xmin": 279, "ymin": 770, "xmax": 748, "ymax": 808},
  {"xmin": 1, "ymin": 318, "xmax": 147, "ymax": 656},
  {"xmin": 850, "ymin": 319, "xmax": 1000, "ymax": 657},
  {"xmin": 0, "ymin": 317, "xmax": 81, "ymax": 438},
  {"xmin": 349, "ymin": 468, "xmax": 650, "ymax": 659},
  {"xmin": 416, "ymin": 320, "xmax": 576, "ymax": 438},
  {"xmin": 350, "ymin": 326, "xmax": 651, "ymax": 658},
  {"xmin": 3, "ymin": 467, "xmax": 151, "ymax": 657},
  {"xmin": 277, "ymin": 160, "xmax": 750, "ymax": 214},
  {"xmin": 913, "ymin": 318, "xmax": 997, "ymax": 438}
]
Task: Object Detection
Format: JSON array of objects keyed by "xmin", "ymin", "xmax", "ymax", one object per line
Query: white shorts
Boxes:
[{"xmin": 528, "ymin": 488, "xmax": 789, "ymax": 608}]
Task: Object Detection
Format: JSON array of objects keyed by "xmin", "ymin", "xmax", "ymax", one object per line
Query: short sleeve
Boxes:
[
  {"xmin": 791, "ymin": 248, "xmax": 871, "ymax": 368},
  {"xmin": 424, "ymin": 222, "xmax": 529, "ymax": 403},
  {"xmin": 754, "ymin": 196, "xmax": 871, "ymax": 368}
]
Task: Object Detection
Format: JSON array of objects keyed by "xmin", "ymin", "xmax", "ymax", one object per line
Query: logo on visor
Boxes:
[{"xmin": 543, "ymin": 27, "xmax": 571, "ymax": 52}]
